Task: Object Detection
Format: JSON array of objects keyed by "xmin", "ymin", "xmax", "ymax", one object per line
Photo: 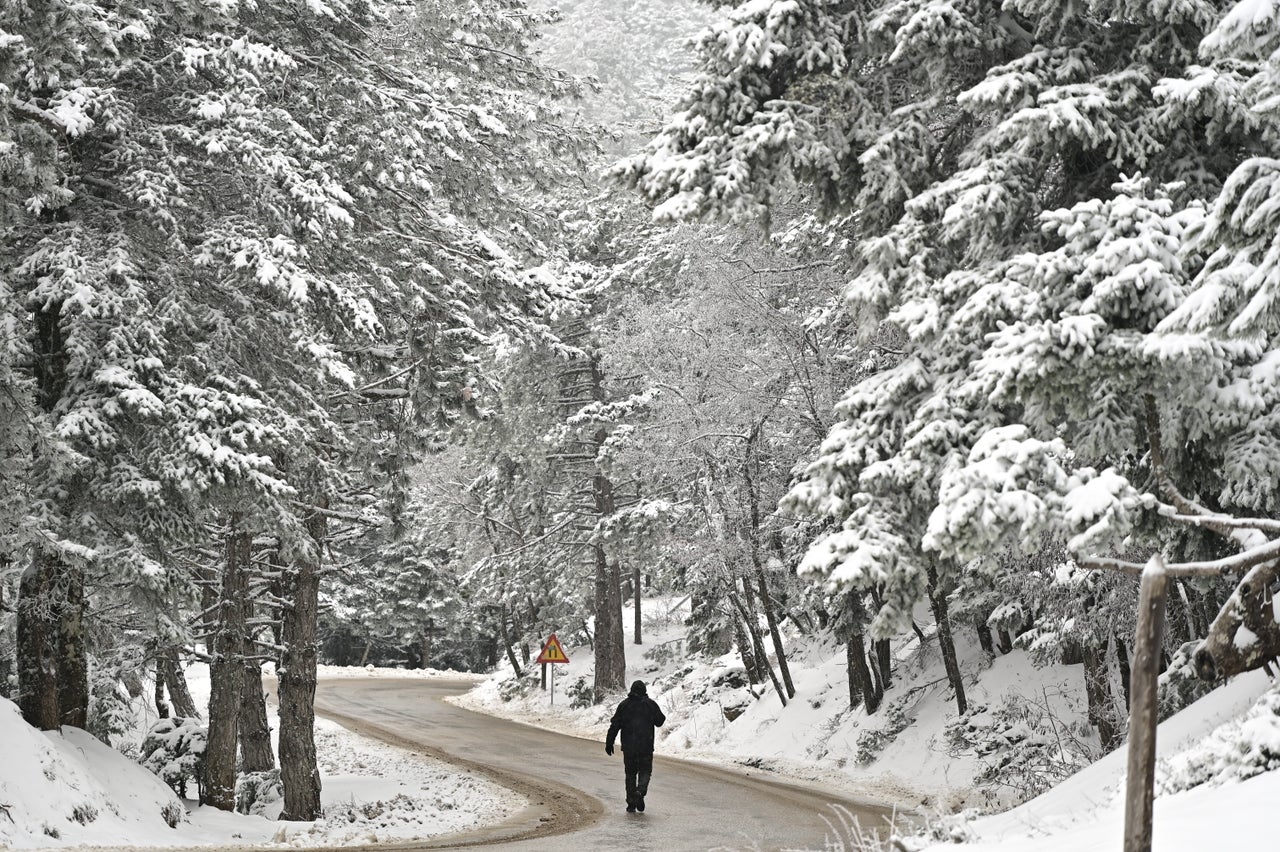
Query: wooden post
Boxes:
[{"xmin": 1123, "ymin": 554, "xmax": 1169, "ymax": 852}]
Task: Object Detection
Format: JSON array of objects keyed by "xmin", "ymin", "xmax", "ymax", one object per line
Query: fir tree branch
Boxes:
[
  {"xmin": 1156, "ymin": 505, "xmax": 1280, "ymax": 535},
  {"xmin": 1143, "ymin": 394, "xmax": 1262, "ymax": 547},
  {"xmin": 8, "ymin": 97, "xmax": 69, "ymax": 136},
  {"xmin": 1081, "ymin": 535, "xmax": 1280, "ymax": 578}
]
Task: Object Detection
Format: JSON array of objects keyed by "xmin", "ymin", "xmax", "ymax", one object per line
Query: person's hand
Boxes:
[{"xmin": 605, "ymin": 743, "xmax": 614, "ymax": 756}]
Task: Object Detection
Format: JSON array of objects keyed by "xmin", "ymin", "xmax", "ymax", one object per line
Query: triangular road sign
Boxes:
[{"xmin": 536, "ymin": 633, "xmax": 570, "ymax": 664}]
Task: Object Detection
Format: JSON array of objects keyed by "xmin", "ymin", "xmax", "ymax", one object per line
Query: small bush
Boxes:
[
  {"xmin": 498, "ymin": 670, "xmax": 539, "ymax": 702},
  {"xmin": 161, "ymin": 801, "xmax": 185, "ymax": 829},
  {"xmin": 854, "ymin": 706, "xmax": 911, "ymax": 765},
  {"xmin": 566, "ymin": 676, "xmax": 595, "ymax": 709},
  {"xmin": 642, "ymin": 639, "xmax": 683, "ymax": 665},
  {"xmin": 139, "ymin": 717, "xmax": 207, "ymax": 799},
  {"xmin": 70, "ymin": 804, "xmax": 98, "ymax": 825},
  {"xmin": 236, "ymin": 769, "xmax": 282, "ymax": 816},
  {"xmin": 710, "ymin": 667, "xmax": 748, "ymax": 690},
  {"xmin": 1157, "ymin": 682, "xmax": 1280, "ymax": 795},
  {"xmin": 946, "ymin": 690, "xmax": 1095, "ymax": 808}
]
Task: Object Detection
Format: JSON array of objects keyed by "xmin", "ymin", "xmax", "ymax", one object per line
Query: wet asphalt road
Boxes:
[{"xmin": 314, "ymin": 678, "xmax": 898, "ymax": 852}]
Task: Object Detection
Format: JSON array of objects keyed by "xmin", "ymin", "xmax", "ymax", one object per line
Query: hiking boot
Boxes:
[
  {"xmin": 626, "ymin": 803, "xmax": 636, "ymax": 813},
  {"xmin": 636, "ymin": 798, "xmax": 645, "ymax": 812}
]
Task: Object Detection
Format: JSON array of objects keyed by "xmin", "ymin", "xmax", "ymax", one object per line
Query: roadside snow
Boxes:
[
  {"xmin": 911, "ymin": 670, "xmax": 1279, "ymax": 852},
  {"xmin": 0, "ymin": 663, "xmax": 522, "ymax": 849}
]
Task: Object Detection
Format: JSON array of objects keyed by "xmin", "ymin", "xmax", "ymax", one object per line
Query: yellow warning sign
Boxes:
[{"xmin": 536, "ymin": 633, "xmax": 570, "ymax": 664}]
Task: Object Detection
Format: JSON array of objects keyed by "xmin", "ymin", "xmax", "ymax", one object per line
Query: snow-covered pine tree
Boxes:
[
  {"xmin": 2, "ymin": 0, "xmax": 587, "ymax": 818},
  {"xmin": 619, "ymin": 0, "xmax": 1247, "ymax": 723}
]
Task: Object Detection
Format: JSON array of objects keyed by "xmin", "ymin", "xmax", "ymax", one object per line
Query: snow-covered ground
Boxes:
[
  {"xmin": 911, "ymin": 669, "xmax": 1280, "ymax": 852},
  {"xmin": 0, "ymin": 664, "xmax": 524, "ymax": 849}
]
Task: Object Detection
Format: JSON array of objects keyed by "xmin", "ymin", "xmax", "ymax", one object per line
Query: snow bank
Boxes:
[
  {"xmin": 0, "ymin": 662, "xmax": 522, "ymax": 849},
  {"xmin": 0, "ymin": 697, "xmax": 185, "ymax": 848},
  {"xmin": 910, "ymin": 671, "xmax": 1278, "ymax": 852}
]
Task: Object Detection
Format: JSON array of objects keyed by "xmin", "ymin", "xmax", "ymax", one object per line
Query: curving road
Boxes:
[{"xmin": 313, "ymin": 678, "xmax": 898, "ymax": 852}]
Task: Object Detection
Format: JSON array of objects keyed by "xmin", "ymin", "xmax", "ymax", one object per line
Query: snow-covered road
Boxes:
[{"xmin": 314, "ymin": 678, "xmax": 896, "ymax": 851}]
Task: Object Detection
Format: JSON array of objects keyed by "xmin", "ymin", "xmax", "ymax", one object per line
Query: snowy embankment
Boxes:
[
  {"xmin": 454, "ymin": 595, "xmax": 1280, "ymax": 852},
  {"xmin": 0, "ymin": 664, "xmax": 523, "ymax": 849},
  {"xmin": 913, "ymin": 670, "xmax": 1280, "ymax": 852}
]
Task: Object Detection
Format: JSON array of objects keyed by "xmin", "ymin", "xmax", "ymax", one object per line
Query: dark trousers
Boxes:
[{"xmin": 623, "ymin": 750, "xmax": 653, "ymax": 806}]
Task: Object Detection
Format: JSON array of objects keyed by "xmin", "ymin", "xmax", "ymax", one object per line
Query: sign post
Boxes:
[{"xmin": 535, "ymin": 633, "xmax": 570, "ymax": 705}]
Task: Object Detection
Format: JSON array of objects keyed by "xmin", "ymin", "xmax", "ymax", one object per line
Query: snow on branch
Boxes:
[
  {"xmin": 1143, "ymin": 394, "xmax": 1267, "ymax": 549},
  {"xmin": 1079, "ymin": 536, "xmax": 1280, "ymax": 578},
  {"xmin": 923, "ymin": 424, "xmax": 1150, "ymax": 564}
]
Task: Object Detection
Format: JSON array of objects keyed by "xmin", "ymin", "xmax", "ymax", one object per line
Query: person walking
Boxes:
[{"xmin": 604, "ymin": 679, "xmax": 666, "ymax": 813}]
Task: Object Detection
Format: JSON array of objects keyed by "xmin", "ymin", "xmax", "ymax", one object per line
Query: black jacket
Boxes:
[{"xmin": 606, "ymin": 689, "xmax": 666, "ymax": 754}]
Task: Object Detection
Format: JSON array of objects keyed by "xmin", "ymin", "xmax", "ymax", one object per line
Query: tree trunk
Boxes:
[
  {"xmin": 846, "ymin": 629, "xmax": 879, "ymax": 714},
  {"xmin": 587, "ymin": 355, "xmax": 627, "ymax": 700},
  {"xmin": 875, "ymin": 638, "xmax": 892, "ymax": 689},
  {"xmin": 57, "ymin": 559, "xmax": 88, "ymax": 729},
  {"xmin": 633, "ymin": 562, "xmax": 642, "ymax": 645},
  {"xmin": 754, "ymin": 568, "xmax": 794, "ymax": 698},
  {"xmin": 590, "ymin": 396, "xmax": 626, "ymax": 701},
  {"xmin": 912, "ymin": 621, "xmax": 928, "ymax": 646},
  {"xmin": 499, "ymin": 606, "xmax": 523, "ymax": 678},
  {"xmin": 19, "ymin": 304, "xmax": 70, "ymax": 731},
  {"xmin": 732, "ymin": 614, "xmax": 760, "ymax": 686},
  {"xmin": 18, "ymin": 551, "xmax": 61, "ymax": 729},
  {"xmin": 278, "ymin": 504, "xmax": 324, "ymax": 821},
  {"xmin": 731, "ymin": 586, "xmax": 786, "ymax": 706},
  {"xmin": 926, "ymin": 564, "xmax": 966, "ymax": 715},
  {"xmin": 868, "ymin": 589, "xmax": 893, "ymax": 690},
  {"xmin": 160, "ymin": 648, "xmax": 199, "ymax": 718},
  {"xmin": 867, "ymin": 647, "xmax": 884, "ymax": 709},
  {"xmin": 591, "ymin": 539, "xmax": 625, "ymax": 698},
  {"xmin": 845, "ymin": 637, "xmax": 861, "ymax": 708},
  {"xmin": 1083, "ymin": 641, "xmax": 1119, "ymax": 751},
  {"xmin": 997, "ymin": 628, "xmax": 1014, "ymax": 655},
  {"xmin": 155, "ymin": 659, "xmax": 171, "ymax": 718},
  {"xmin": 239, "ymin": 608, "xmax": 275, "ymax": 773},
  {"xmin": 1116, "ymin": 635, "xmax": 1133, "ymax": 711},
  {"xmin": 204, "ymin": 526, "xmax": 250, "ymax": 810},
  {"xmin": 0, "ymin": 582, "xmax": 10, "ymax": 698},
  {"xmin": 741, "ymin": 441, "xmax": 795, "ymax": 699},
  {"xmin": 976, "ymin": 623, "xmax": 995, "ymax": 656}
]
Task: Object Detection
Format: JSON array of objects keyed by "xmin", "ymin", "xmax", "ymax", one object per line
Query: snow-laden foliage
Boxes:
[
  {"xmin": 0, "ymin": 0, "xmax": 584, "ymax": 556},
  {"xmin": 1156, "ymin": 680, "xmax": 1280, "ymax": 794},
  {"xmin": 621, "ymin": 0, "xmax": 1280, "ymax": 702},
  {"xmin": 139, "ymin": 716, "xmax": 207, "ymax": 799},
  {"xmin": 0, "ymin": 0, "xmax": 589, "ymax": 811}
]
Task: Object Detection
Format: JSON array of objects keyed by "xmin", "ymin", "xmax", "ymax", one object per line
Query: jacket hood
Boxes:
[{"xmin": 629, "ymin": 680, "xmax": 647, "ymax": 697}]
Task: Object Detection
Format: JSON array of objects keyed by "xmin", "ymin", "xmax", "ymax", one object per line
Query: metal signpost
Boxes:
[{"xmin": 536, "ymin": 633, "xmax": 570, "ymax": 705}]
